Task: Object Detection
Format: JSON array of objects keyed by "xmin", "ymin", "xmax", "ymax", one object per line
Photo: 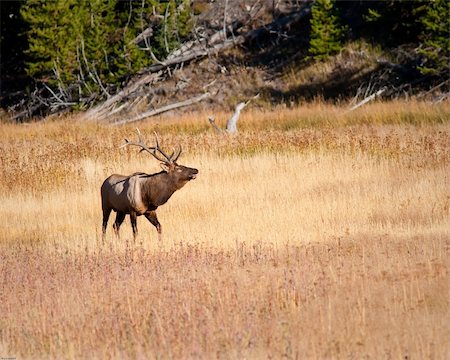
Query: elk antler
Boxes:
[
  {"xmin": 152, "ymin": 132, "xmax": 173, "ymax": 162},
  {"xmin": 121, "ymin": 128, "xmax": 182, "ymax": 163},
  {"xmin": 121, "ymin": 128, "xmax": 154, "ymax": 155},
  {"xmin": 167, "ymin": 143, "xmax": 182, "ymax": 163}
]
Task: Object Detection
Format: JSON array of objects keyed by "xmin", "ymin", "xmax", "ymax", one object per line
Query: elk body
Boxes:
[{"xmin": 101, "ymin": 129, "xmax": 198, "ymax": 241}]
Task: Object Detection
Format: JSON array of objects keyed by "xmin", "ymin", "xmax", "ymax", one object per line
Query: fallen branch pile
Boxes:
[{"xmin": 81, "ymin": 2, "xmax": 313, "ymax": 124}]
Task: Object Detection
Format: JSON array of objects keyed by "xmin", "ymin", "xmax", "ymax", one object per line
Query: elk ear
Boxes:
[{"xmin": 160, "ymin": 162, "xmax": 170, "ymax": 172}]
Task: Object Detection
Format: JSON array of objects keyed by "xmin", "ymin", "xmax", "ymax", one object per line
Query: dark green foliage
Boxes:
[
  {"xmin": 19, "ymin": 0, "xmax": 193, "ymax": 105},
  {"xmin": 349, "ymin": 0, "xmax": 448, "ymax": 76},
  {"xmin": 1, "ymin": 0, "xmax": 29, "ymax": 105},
  {"xmin": 21, "ymin": 0, "xmax": 80, "ymax": 87},
  {"xmin": 308, "ymin": 0, "xmax": 347, "ymax": 61},
  {"xmin": 355, "ymin": 1, "xmax": 426, "ymax": 47},
  {"xmin": 1, "ymin": 1, "xmax": 27, "ymax": 67},
  {"xmin": 3, "ymin": 0, "xmax": 449, "ymax": 116},
  {"xmin": 147, "ymin": 0, "xmax": 193, "ymax": 59},
  {"xmin": 418, "ymin": 0, "xmax": 450, "ymax": 75}
]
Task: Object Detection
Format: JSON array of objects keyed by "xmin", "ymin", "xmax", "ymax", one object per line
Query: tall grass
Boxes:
[{"xmin": 0, "ymin": 101, "xmax": 449, "ymax": 359}]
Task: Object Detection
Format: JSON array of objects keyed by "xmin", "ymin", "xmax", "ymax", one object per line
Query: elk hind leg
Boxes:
[{"xmin": 145, "ymin": 211, "xmax": 162, "ymax": 241}]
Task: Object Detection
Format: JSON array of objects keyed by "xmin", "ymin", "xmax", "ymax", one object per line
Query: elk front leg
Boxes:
[
  {"xmin": 130, "ymin": 212, "xmax": 138, "ymax": 242},
  {"xmin": 145, "ymin": 211, "xmax": 162, "ymax": 241}
]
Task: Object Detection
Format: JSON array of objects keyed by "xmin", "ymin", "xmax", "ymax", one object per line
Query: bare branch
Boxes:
[
  {"xmin": 132, "ymin": 27, "xmax": 154, "ymax": 45},
  {"xmin": 223, "ymin": 0, "xmax": 229, "ymax": 42},
  {"xmin": 163, "ymin": 4, "xmax": 170, "ymax": 54},
  {"xmin": 208, "ymin": 116, "xmax": 223, "ymax": 134}
]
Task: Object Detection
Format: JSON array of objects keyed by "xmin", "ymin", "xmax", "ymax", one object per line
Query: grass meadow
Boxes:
[{"xmin": 0, "ymin": 101, "xmax": 449, "ymax": 359}]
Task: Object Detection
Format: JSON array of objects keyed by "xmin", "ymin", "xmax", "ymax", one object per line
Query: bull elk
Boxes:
[{"xmin": 101, "ymin": 129, "xmax": 198, "ymax": 242}]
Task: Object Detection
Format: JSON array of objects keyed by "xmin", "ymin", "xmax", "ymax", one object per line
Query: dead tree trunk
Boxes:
[{"xmin": 209, "ymin": 94, "xmax": 259, "ymax": 134}]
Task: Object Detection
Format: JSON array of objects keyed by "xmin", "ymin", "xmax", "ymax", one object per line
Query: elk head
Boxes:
[{"xmin": 121, "ymin": 128, "xmax": 198, "ymax": 185}]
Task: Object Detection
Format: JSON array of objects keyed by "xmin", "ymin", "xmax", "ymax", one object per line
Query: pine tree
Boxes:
[
  {"xmin": 75, "ymin": 0, "xmax": 117, "ymax": 97},
  {"xmin": 418, "ymin": 0, "xmax": 450, "ymax": 75},
  {"xmin": 360, "ymin": 1, "xmax": 426, "ymax": 47},
  {"xmin": 148, "ymin": 0, "xmax": 193, "ymax": 59},
  {"xmin": 21, "ymin": 0, "xmax": 121, "ymax": 100},
  {"xmin": 20, "ymin": 0, "xmax": 192, "ymax": 106},
  {"xmin": 308, "ymin": 0, "xmax": 347, "ymax": 61},
  {"xmin": 21, "ymin": 0, "xmax": 80, "ymax": 88}
]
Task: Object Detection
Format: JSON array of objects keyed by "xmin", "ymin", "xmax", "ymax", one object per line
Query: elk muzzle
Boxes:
[{"xmin": 189, "ymin": 168, "xmax": 198, "ymax": 180}]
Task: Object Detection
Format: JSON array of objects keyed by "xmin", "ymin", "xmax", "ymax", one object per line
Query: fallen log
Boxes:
[
  {"xmin": 112, "ymin": 92, "xmax": 210, "ymax": 126},
  {"xmin": 82, "ymin": 72, "xmax": 161, "ymax": 121},
  {"xmin": 82, "ymin": 37, "xmax": 241, "ymax": 121},
  {"xmin": 349, "ymin": 88, "xmax": 386, "ymax": 111}
]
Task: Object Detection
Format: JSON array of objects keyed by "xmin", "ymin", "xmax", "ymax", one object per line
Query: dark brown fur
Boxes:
[{"xmin": 101, "ymin": 162, "xmax": 198, "ymax": 241}]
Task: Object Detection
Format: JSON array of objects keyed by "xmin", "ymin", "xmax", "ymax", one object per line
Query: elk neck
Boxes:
[{"xmin": 140, "ymin": 171, "xmax": 184, "ymax": 208}]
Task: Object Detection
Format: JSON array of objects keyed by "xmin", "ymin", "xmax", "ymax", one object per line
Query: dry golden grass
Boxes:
[{"xmin": 0, "ymin": 101, "xmax": 449, "ymax": 359}]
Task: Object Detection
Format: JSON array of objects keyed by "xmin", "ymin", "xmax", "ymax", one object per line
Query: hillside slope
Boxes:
[{"xmin": 1, "ymin": 0, "xmax": 448, "ymax": 121}]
